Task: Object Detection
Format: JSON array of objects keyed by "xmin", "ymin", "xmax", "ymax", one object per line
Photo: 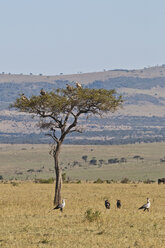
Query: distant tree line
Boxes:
[{"xmin": 1, "ymin": 132, "xmax": 165, "ymax": 145}]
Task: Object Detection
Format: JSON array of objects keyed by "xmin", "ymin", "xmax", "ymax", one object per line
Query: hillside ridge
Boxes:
[
  {"xmin": 1, "ymin": 65, "xmax": 165, "ymax": 84},
  {"xmin": 1, "ymin": 65, "xmax": 165, "ymax": 144}
]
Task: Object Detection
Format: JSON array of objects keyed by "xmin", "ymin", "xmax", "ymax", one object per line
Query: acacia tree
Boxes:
[{"xmin": 12, "ymin": 85, "xmax": 123, "ymax": 206}]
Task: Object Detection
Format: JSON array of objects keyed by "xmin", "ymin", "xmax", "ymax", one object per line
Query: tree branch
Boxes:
[
  {"xmin": 63, "ymin": 106, "xmax": 74, "ymax": 129},
  {"xmin": 37, "ymin": 109, "xmax": 62, "ymax": 128},
  {"xmin": 45, "ymin": 133, "xmax": 59, "ymax": 143},
  {"xmin": 69, "ymin": 128, "xmax": 83, "ymax": 133}
]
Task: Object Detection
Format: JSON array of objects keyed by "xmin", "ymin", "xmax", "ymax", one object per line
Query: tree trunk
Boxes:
[{"xmin": 53, "ymin": 143, "xmax": 62, "ymax": 206}]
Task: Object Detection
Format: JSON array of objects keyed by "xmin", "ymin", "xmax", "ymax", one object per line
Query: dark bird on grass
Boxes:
[
  {"xmin": 75, "ymin": 82, "xmax": 82, "ymax": 88},
  {"xmin": 40, "ymin": 88, "xmax": 46, "ymax": 95},
  {"xmin": 105, "ymin": 200, "xmax": 110, "ymax": 209},
  {"xmin": 138, "ymin": 198, "xmax": 150, "ymax": 212},
  {"xmin": 117, "ymin": 200, "xmax": 121, "ymax": 209},
  {"xmin": 49, "ymin": 199, "xmax": 65, "ymax": 213}
]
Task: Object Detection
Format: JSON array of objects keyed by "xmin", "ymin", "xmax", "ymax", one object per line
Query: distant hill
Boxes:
[
  {"xmin": 1, "ymin": 65, "xmax": 165, "ymax": 84},
  {"xmin": 0, "ymin": 65, "xmax": 165, "ymax": 144}
]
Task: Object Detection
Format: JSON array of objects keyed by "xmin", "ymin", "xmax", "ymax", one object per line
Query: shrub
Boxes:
[
  {"xmin": 15, "ymin": 172, "xmax": 23, "ymax": 175},
  {"xmin": 66, "ymin": 176, "xmax": 71, "ymax": 183},
  {"xmin": 11, "ymin": 182, "xmax": 19, "ymax": 186},
  {"xmin": 121, "ymin": 177, "xmax": 130, "ymax": 184},
  {"xmin": 62, "ymin": 173, "xmax": 66, "ymax": 182},
  {"xmin": 107, "ymin": 179, "xmax": 117, "ymax": 183},
  {"xmin": 0, "ymin": 175, "xmax": 3, "ymax": 180},
  {"xmin": 82, "ymin": 155, "xmax": 88, "ymax": 162},
  {"xmin": 120, "ymin": 157, "xmax": 127, "ymax": 163},
  {"xmin": 27, "ymin": 169, "xmax": 35, "ymax": 173},
  {"xmin": 35, "ymin": 178, "xmax": 54, "ymax": 184},
  {"xmin": 89, "ymin": 159, "xmax": 97, "ymax": 165},
  {"xmin": 94, "ymin": 178, "xmax": 104, "ymax": 184},
  {"xmin": 99, "ymin": 159, "xmax": 105, "ymax": 165},
  {"xmin": 108, "ymin": 158, "xmax": 119, "ymax": 164},
  {"xmin": 84, "ymin": 208, "xmax": 101, "ymax": 222},
  {"xmin": 41, "ymin": 239, "xmax": 49, "ymax": 244},
  {"xmin": 160, "ymin": 158, "xmax": 165, "ymax": 162},
  {"xmin": 106, "ymin": 180, "xmax": 112, "ymax": 184},
  {"xmin": 133, "ymin": 155, "xmax": 141, "ymax": 160},
  {"xmin": 73, "ymin": 161, "xmax": 79, "ymax": 166},
  {"xmin": 143, "ymin": 179, "xmax": 155, "ymax": 184}
]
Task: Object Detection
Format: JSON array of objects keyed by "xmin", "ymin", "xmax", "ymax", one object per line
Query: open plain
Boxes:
[
  {"xmin": 0, "ymin": 143, "xmax": 165, "ymax": 247},
  {"xmin": 0, "ymin": 142, "xmax": 165, "ymax": 181},
  {"xmin": 0, "ymin": 182, "xmax": 165, "ymax": 248}
]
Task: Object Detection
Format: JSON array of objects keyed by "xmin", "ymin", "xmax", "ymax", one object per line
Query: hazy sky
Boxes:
[{"xmin": 0, "ymin": 0, "xmax": 165, "ymax": 75}]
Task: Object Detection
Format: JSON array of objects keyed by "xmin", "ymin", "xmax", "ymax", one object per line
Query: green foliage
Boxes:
[
  {"xmin": 160, "ymin": 157, "xmax": 165, "ymax": 162},
  {"xmin": 82, "ymin": 155, "xmax": 88, "ymax": 162},
  {"xmin": 62, "ymin": 173, "xmax": 66, "ymax": 182},
  {"xmin": 12, "ymin": 88, "xmax": 122, "ymax": 113},
  {"xmin": 27, "ymin": 169, "xmax": 35, "ymax": 173},
  {"xmin": 11, "ymin": 87, "xmax": 123, "ymax": 129},
  {"xmin": 10, "ymin": 84, "xmax": 123, "ymax": 173},
  {"xmin": 108, "ymin": 157, "xmax": 127, "ymax": 164},
  {"xmin": 94, "ymin": 178, "xmax": 104, "ymax": 184},
  {"xmin": 108, "ymin": 158, "xmax": 120, "ymax": 164},
  {"xmin": 89, "ymin": 158, "xmax": 97, "ymax": 165},
  {"xmin": 98, "ymin": 159, "xmax": 105, "ymax": 165},
  {"xmin": 120, "ymin": 157, "xmax": 127, "ymax": 163},
  {"xmin": 40, "ymin": 239, "xmax": 49, "ymax": 244},
  {"xmin": 35, "ymin": 178, "xmax": 54, "ymax": 184},
  {"xmin": 121, "ymin": 177, "xmax": 130, "ymax": 184},
  {"xmin": 105, "ymin": 179, "xmax": 115, "ymax": 184},
  {"xmin": 84, "ymin": 208, "xmax": 101, "ymax": 222},
  {"xmin": 133, "ymin": 155, "xmax": 141, "ymax": 160},
  {"xmin": 143, "ymin": 179, "xmax": 155, "ymax": 184},
  {"xmin": 11, "ymin": 182, "xmax": 19, "ymax": 186}
]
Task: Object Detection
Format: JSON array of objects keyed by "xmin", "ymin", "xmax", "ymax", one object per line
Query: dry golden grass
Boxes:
[{"xmin": 0, "ymin": 182, "xmax": 165, "ymax": 247}]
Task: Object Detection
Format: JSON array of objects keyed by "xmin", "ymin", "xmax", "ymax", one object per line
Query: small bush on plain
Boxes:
[
  {"xmin": 94, "ymin": 178, "xmax": 104, "ymax": 184},
  {"xmin": 143, "ymin": 179, "xmax": 155, "ymax": 184},
  {"xmin": 11, "ymin": 182, "xmax": 19, "ymax": 186},
  {"xmin": 84, "ymin": 208, "xmax": 101, "ymax": 222},
  {"xmin": 35, "ymin": 178, "xmax": 54, "ymax": 184},
  {"xmin": 121, "ymin": 177, "xmax": 130, "ymax": 184}
]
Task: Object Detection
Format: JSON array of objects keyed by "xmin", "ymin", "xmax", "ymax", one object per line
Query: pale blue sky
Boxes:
[{"xmin": 0, "ymin": 0, "xmax": 165, "ymax": 75}]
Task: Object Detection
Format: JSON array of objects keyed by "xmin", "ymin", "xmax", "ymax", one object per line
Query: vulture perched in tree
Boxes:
[
  {"xmin": 138, "ymin": 198, "xmax": 150, "ymax": 212},
  {"xmin": 40, "ymin": 88, "xmax": 46, "ymax": 95},
  {"xmin": 75, "ymin": 82, "xmax": 82, "ymax": 88},
  {"xmin": 20, "ymin": 93, "xmax": 28, "ymax": 101},
  {"xmin": 66, "ymin": 84, "xmax": 73, "ymax": 91},
  {"xmin": 105, "ymin": 200, "xmax": 110, "ymax": 209}
]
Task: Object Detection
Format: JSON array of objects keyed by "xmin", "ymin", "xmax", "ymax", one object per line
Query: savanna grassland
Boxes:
[
  {"xmin": 0, "ymin": 182, "xmax": 165, "ymax": 248},
  {"xmin": 0, "ymin": 143, "xmax": 165, "ymax": 247},
  {"xmin": 0, "ymin": 143, "xmax": 165, "ymax": 181}
]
